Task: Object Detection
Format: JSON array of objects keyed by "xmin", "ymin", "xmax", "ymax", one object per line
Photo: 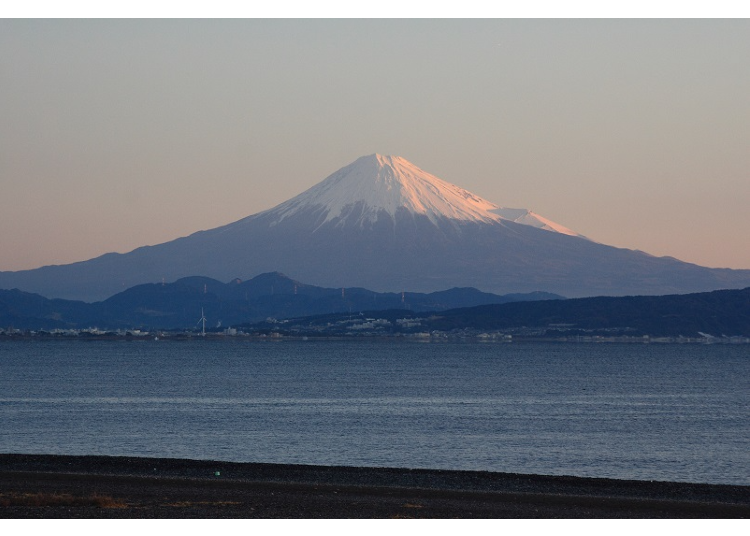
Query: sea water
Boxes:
[{"xmin": 0, "ymin": 339, "xmax": 747, "ymax": 485}]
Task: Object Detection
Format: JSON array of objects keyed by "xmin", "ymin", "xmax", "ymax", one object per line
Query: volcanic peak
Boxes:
[{"xmin": 263, "ymin": 153, "xmax": 583, "ymax": 237}]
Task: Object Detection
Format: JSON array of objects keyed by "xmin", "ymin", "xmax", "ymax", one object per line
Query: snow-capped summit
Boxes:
[
  {"xmin": 262, "ymin": 154, "xmax": 583, "ymax": 237},
  {"xmin": 269, "ymin": 154, "xmax": 500, "ymax": 226}
]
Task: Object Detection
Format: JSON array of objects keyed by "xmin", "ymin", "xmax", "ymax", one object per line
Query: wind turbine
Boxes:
[{"xmin": 197, "ymin": 308, "xmax": 207, "ymax": 336}]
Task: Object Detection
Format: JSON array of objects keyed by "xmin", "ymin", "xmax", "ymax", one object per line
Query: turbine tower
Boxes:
[{"xmin": 197, "ymin": 308, "xmax": 207, "ymax": 336}]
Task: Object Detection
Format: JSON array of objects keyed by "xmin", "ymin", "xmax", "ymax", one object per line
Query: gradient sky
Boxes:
[{"xmin": 1, "ymin": 19, "xmax": 749, "ymax": 273}]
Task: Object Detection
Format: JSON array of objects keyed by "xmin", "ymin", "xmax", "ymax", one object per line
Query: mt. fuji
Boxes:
[{"xmin": 2, "ymin": 154, "xmax": 749, "ymax": 302}]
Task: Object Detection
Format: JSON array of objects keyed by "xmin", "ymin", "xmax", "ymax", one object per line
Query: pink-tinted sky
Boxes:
[{"xmin": 1, "ymin": 18, "xmax": 749, "ymax": 272}]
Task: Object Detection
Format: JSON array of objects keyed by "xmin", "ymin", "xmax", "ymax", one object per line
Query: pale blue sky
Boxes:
[{"xmin": 1, "ymin": 19, "xmax": 749, "ymax": 271}]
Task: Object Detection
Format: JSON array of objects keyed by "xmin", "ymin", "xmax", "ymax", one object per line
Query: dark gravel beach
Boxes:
[{"xmin": 1, "ymin": 454, "xmax": 748, "ymax": 518}]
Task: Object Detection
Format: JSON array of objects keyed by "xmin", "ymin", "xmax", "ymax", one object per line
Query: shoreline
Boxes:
[
  {"xmin": 2, "ymin": 454, "xmax": 748, "ymax": 518},
  {"xmin": 2, "ymin": 333, "xmax": 748, "ymax": 344}
]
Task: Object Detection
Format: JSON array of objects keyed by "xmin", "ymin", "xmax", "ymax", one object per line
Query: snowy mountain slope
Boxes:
[
  {"xmin": 490, "ymin": 208, "xmax": 583, "ymax": 238},
  {"xmin": 257, "ymin": 154, "xmax": 585, "ymax": 238}
]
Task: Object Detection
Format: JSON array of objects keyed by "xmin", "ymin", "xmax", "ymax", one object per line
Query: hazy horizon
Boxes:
[{"xmin": 2, "ymin": 19, "xmax": 749, "ymax": 273}]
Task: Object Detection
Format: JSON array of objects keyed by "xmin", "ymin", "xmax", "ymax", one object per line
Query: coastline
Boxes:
[
  {"xmin": 2, "ymin": 454, "xmax": 748, "ymax": 518},
  {"xmin": 3, "ymin": 332, "xmax": 748, "ymax": 344}
]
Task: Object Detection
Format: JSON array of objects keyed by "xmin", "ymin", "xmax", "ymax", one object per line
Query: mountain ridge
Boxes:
[
  {"xmin": 249, "ymin": 286, "xmax": 750, "ymax": 339},
  {"xmin": 4, "ymin": 274, "xmax": 748, "ymax": 338},
  {"xmin": 0, "ymin": 272, "xmax": 562, "ymax": 330}
]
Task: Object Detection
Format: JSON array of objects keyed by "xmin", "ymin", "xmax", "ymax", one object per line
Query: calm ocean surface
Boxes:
[{"xmin": 0, "ymin": 339, "xmax": 748, "ymax": 485}]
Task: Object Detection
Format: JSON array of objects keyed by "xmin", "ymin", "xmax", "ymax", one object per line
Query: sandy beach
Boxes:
[{"xmin": 1, "ymin": 454, "xmax": 748, "ymax": 518}]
